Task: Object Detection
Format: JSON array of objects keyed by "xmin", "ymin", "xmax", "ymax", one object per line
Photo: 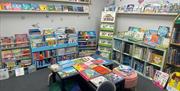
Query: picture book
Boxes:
[
  {"xmin": 15, "ymin": 67, "xmax": 25, "ymax": 77},
  {"xmin": 47, "ymin": 4, "xmax": 55, "ymax": 11},
  {"xmin": 57, "ymin": 67, "xmax": 78, "ymax": 78},
  {"xmin": 90, "ymin": 76, "xmax": 108, "ymax": 87},
  {"xmin": 127, "ymin": 27, "xmax": 144, "ymax": 41},
  {"xmin": 122, "ymin": 55, "xmax": 131, "ymax": 66},
  {"xmin": 22, "ymin": 3, "xmax": 31, "ymax": 10},
  {"xmin": 82, "ymin": 56, "xmax": 95, "ymax": 61},
  {"xmin": 114, "ymin": 39, "xmax": 122, "ymax": 51},
  {"xmin": 144, "ymin": 29, "xmax": 159, "ymax": 47},
  {"xmin": 55, "ymin": 5, "xmax": 62, "ymax": 11},
  {"xmin": 101, "ymin": 11, "xmax": 116, "ymax": 23},
  {"xmin": 30, "ymin": 3, "xmax": 39, "ymax": 11},
  {"xmin": 83, "ymin": 60, "xmax": 94, "ymax": 66},
  {"xmin": 79, "ymin": 68, "xmax": 100, "ymax": 81},
  {"xmin": 39, "ymin": 4, "xmax": 48, "ymax": 11},
  {"xmin": 67, "ymin": 5, "xmax": 74, "ymax": 11},
  {"xmin": 166, "ymin": 72, "xmax": 180, "ymax": 91},
  {"xmin": 93, "ymin": 59, "xmax": 105, "ymax": 65},
  {"xmin": 2, "ymin": 2, "xmax": 12, "ymax": 10},
  {"xmin": 153, "ymin": 70, "xmax": 169, "ymax": 89},
  {"xmin": 133, "ymin": 60, "xmax": 144, "ymax": 73},
  {"xmin": 76, "ymin": 6, "xmax": 84, "ymax": 12},
  {"xmin": 126, "ymin": 4, "xmax": 135, "ymax": 12},
  {"xmin": 73, "ymin": 63, "xmax": 88, "ymax": 71},
  {"xmin": 58, "ymin": 60, "xmax": 75, "ymax": 69},
  {"xmin": 92, "ymin": 65, "xmax": 111, "ymax": 75},
  {"xmin": 72, "ymin": 58, "xmax": 85, "ymax": 64},
  {"xmin": 0, "ymin": 68, "xmax": 9, "ymax": 80},
  {"xmin": 150, "ymin": 53, "xmax": 163, "ymax": 66},
  {"xmin": 124, "ymin": 43, "xmax": 133, "ymax": 54},
  {"xmin": 12, "ymin": 3, "xmax": 22, "ymax": 10},
  {"xmin": 104, "ymin": 72, "xmax": 124, "ymax": 83},
  {"xmin": 158, "ymin": 26, "xmax": 170, "ymax": 38}
]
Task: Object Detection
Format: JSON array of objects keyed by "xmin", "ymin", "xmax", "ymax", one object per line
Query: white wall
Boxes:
[
  {"xmin": 0, "ymin": 0, "xmax": 108, "ymax": 37},
  {"xmin": 115, "ymin": 0, "xmax": 179, "ymax": 32}
]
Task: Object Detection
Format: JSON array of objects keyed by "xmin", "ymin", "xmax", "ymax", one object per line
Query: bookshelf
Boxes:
[
  {"xmin": 78, "ymin": 31, "xmax": 97, "ymax": 57},
  {"xmin": 0, "ymin": 34, "xmax": 32, "ymax": 71},
  {"xmin": 29, "ymin": 29, "xmax": 78, "ymax": 68},
  {"xmin": 112, "ymin": 36, "xmax": 167, "ymax": 80},
  {"xmin": 166, "ymin": 14, "xmax": 180, "ymax": 73},
  {"xmin": 98, "ymin": 11, "xmax": 116, "ymax": 59},
  {"xmin": 117, "ymin": 12, "xmax": 178, "ymax": 16}
]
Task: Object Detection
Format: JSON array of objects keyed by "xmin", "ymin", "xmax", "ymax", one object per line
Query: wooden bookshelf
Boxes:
[
  {"xmin": 117, "ymin": 12, "xmax": 178, "ymax": 16},
  {"xmin": 112, "ymin": 36, "xmax": 167, "ymax": 80},
  {"xmin": 0, "ymin": 10, "xmax": 89, "ymax": 14}
]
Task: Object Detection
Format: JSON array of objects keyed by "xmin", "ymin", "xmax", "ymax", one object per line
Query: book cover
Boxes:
[
  {"xmin": 2, "ymin": 2, "xmax": 12, "ymax": 10},
  {"xmin": 150, "ymin": 53, "xmax": 163, "ymax": 65},
  {"xmin": 83, "ymin": 60, "xmax": 94, "ymax": 66},
  {"xmin": 92, "ymin": 65, "xmax": 111, "ymax": 75},
  {"xmin": 57, "ymin": 67, "xmax": 77, "ymax": 78},
  {"xmin": 39, "ymin": 4, "xmax": 47, "ymax": 11},
  {"xmin": 90, "ymin": 76, "xmax": 108, "ymax": 87},
  {"xmin": 153, "ymin": 70, "xmax": 169, "ymax": 89},
  {"xmin": 30, "ymin": 3, "xmax": 39, "ymax": 10},
  {"xmin": 144, "ymin": 29, "xmax": 159, "ymax": 47},
  {"xmin": 55, "ymin": 5, "xmax": 62, "ymax": 11},
  {"xmin": 67, "ymin": 5, "xmax": 74, "ymax": 12},
  {"xmin": 47, "ymin": 4, "xmax": 55, "ymax": 11},
  {"xmin": 79, "ymin": 68, "xmax": 100, "ymax": 81},
  {"xmin": 22, "ymin": 3, "xmax": 31, "ymax": 10},
  {"xmin": 104, "ymin": 72, "xmax": 124, "ymax": 83},
  {"xmin": 0, "ymin": 68, "xmax": 9, "ymax": 80},
  {"xmin": 12, "ymin": 3, "xmax": 22, "ymax": 11},
  {"xmin": 82, "ymin": 56, "xmax": 95, "ymax": 61},
  {"xmin": 15, "ymin": 67, "xmax": 25, "ymax": 77},
  {"xmin": 58, "ymin": 60, "xmax": 75, "ymax": 69},
  {"xmin": 133, "ymin": 46, "xmax": 144, "ymax": 59},
  {"xmin": 73, "ymin": 63, "xmax": 88, "ymax": 71},
  {"xmin": 72, "ymin": 58, "xmax": 86, "ymax": 64}
]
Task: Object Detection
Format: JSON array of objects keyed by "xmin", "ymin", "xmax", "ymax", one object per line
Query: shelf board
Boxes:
[
  {"xmin": 132, "ymin": 56, "xmax": 145, "ymax": 62},
  {"xmin": 123, "ymin": 53, "xmax": 131, "ymax": 56},
  {"xmin": 99, "ymin": 36, "xmax": 113, "ymax": 40},
  {"xmin": 0, "ymin": 10, "xmax": 89, "ymax": 14},
  {"xmin": 1, "ymin": 46, "xmax": 30, "ymax": 51},
  {"xmin": 98, "ymin": 43, "xmax": 111, "ymax": 47},
  {"xmin": 170, "ymin": 43, "xmax": 180, "ymax": 47},
  {"xmin": 100, "ymin": 29, "xmax": 114, "ymax": 32},
  {"xmin": 117, "ymin": 12, "xmax": 178, "ymax": 16},
  {"xmin": 29, "ymin": 0, "xmax": 90, "ymax": 4},
  {"xmin": 147, "ymin": 62, "xmax": 162, "ymax": 68},
  {"xmin": 166, "ymin": 63, "xmax": 180, "ymax": 68},
  {"xmin": 113, "ymin": 48, "xmax": 122, "ymax": 53},
  {"xmin": 101, "ymin": 21, "xmax": 115, "ymax": 24}
]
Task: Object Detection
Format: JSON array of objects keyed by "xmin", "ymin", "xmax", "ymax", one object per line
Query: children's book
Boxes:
[
  {"xmin": 79, "ymin": 68, "xmax": 100, "ymax": 81},
  {"xmin": 144, "ymin": 29, "xmax": 159, "ymax": 47},
  {"xmin": 133, "ymin": 46, "xmax": 144, "ymax": 59},
  {"xmin": 57, "ymin": 67, "xmax": 78, "ymax": 78},
  {"xmin": 58, "ymin": 60, "xmax": 75, "ymax": 69},
  {"xmin": 82, "ymin": 56, "xmax": 95, "ymax": 61},
  {"xmin": 90, "ymin": 76, "xmax": 108, "ymax": 87},
  {"xmin": 104, "ymin": 72, "xmax": 124, "ymax": 83},
  {"xmin": 47, "ymin": 5, "xmax": 55, "ymax": 11},
  {"xmin": 12, "ymin": 3, "xmax": 22, "ymax": 11},
  {"xmin": 92, "ymin": 65, "xmax": 111, "ymax": 75},
  {"xmin": 30, "ymin": 3, "xmax": 39, "ymax": 10},
  {"xmin": 73, "ymin": 63, "xmax": 88, "ymax": 71},
  {"xmin": 22, "ymin": 3, "xmax": 31, "ymax": 10},
  {"xmin": 153, "ymin": 70, "xmax": 169, "ymax": 89},
  {"xmin": 166, "ymin": 72, "xmax": 180, "ymax": 91},
  {"xmin": 15, "ymin": 67, "xmax": 25, "ymax": 77},
  {"xmin": 150, "ymin": 53, "xmax": 163, "ymax": 66},
  {"xmin": 83, "ymin": 60, "xmax": 94, "ymax": 66},
  {"xmin": 72, "ymin": 58, "xmax": 86, "ymax": 64},
  {"xmin": 2, "ymin": 2, "xmax": 12, "ymax": 10},
  {"xmin": 0, "ymin": 68, "xmax": 9, "ymax": 80},
  {"xmin": 39, "ymin": 4, "xmax": 47, "ymax": 11}
]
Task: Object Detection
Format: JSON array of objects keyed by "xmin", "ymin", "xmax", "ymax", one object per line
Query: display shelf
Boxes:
[
  {"xmin": 147, "ymin": 62, "xmax": 161, "ymax": 68},
  {"xmin": 113, "ymin": 48, "xmax": 122, "ymax": 53},
  {"xmin": 0, "ymin": 10, "xmax": 89, "ymax": 14},
  {"xmin": 79, "ymin": 47, "xmax": 96, "ymax": 50},
  {"xmin": 98, "ymin": 43, "xmax": 111, "ymax": 47},
  {"xmin": 99, "ymin": 36, "xmax": 113, "ymax": 40},
  {"xmin": 117, "ymin": 12, "xmax": 178, "ymax": 16},
  {"xmin": 0, "ymin": 41, "xmax": 29, "ymax": 46},
  {"xmin": 31, "ymin": 43, "xmax": 78, "ymax": 52},
  {"xmin": 1, "ymin": 46, "xmax": 30, "ymax": 51}
]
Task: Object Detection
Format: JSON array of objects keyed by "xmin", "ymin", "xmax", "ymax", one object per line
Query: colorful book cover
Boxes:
[
  {"xmin": 15, "ymin": 67, "xmax": 25, "ymax": 77},
  {"xmin": 82, "ymin": 56, "xmax": 95, "ymax": 61},
  {"xmin": 58, "ymin": 60, "xmax": 75, "ymax": 69},
  {"xmin": 2, "ymin": 2, "xmax": 12, "ymax": 10},
  {"xmin": 12, "ymin": 3, "xmax": 22, "ymax": 10},
  {"xmin": 31, "ymin": 3, "xmax": 39, "ymax": 10},
  {"xmin": 57, "ymin": 67, "xmax": 78, "ymax": 78},
  {"xmin": 150, "ymin": 53, "xmax": 163, "ymax": 65},
  {"xmin": 39, "ymin": 4, "xmax": 48, "ymax": 11},
  {"xmin": 72, "ymin": 58, "xmax": 85, "ymax": 64},
  {"xmin": 0, "ymin": 68, "xmax": 9, "ymax": 80},
  {"xmin": 83, "ymin": 60, "xmax": 94, "ymax": 66},
  {"xmin": 153, "ymin": 70, "xmax": 169, "ymax": 89},
  {"xmin": 93, "ymin": 60, "xmax": 105, "ymax": 64},
  {"xmin": 47, "ymin": 5, "xmax": 55, "ymax": 11},
  {"xmin": 79, "ymin": 68, "xmax": 100, "ymax": 81},
  {"xmin": 104, "ymin": 72, "xmax": 124, "ymax": 83},
  {"xmin": 144, "ymin": 29, "xmax": 159, "ymax": 47},
  {"xmin": 90, "ymin": 76, "xmax": 108, "ymax": 87},
  {"xmin": 22, "ymin": 3, "xmax": 31, "ymax": 10},
  {"xmin": 92, "ymin": 65, "xmax": 111, "ymax": 75},
  {"xmin": 73, "ymin": 63, "xmax": 88, "ymax": 71}
]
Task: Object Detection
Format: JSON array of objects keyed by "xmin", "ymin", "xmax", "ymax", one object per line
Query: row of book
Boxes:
[
  {"xmin": 0, "ymin": 34, "xmax": 29, "ymax": 49},
  {"xmin": 118, "ymin": 3, "xmax": 179, "ymax": 13},
  {"xmin": 0, "ymin": 2, "xmax": 89, "ymax": 13},
  {"xmin": 167, "ymin": 47, "xmax": 180, "ymax": 66}
]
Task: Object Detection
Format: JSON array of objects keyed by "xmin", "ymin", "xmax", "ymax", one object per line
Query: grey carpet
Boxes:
[
  {"xmin": 0, "ymin": 68, "xmax": 51, "ymax": 91},
  {"xmin": 0, "ymin": 68, "xmax": 166, "ymax": 91}
]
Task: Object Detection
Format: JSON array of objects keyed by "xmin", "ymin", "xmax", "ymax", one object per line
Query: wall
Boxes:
[
  {"xmin": 0, "ymin": 0, "xmax": 107, "ymax": 37},
  {"xmin": 114, "ymin": 0, "xmax": 179, "ymax": 32}
]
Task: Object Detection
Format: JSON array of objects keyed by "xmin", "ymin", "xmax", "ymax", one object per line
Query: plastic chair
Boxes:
[{"xmin": 96, "ymin": 81, "xmax": 116, "ymax": 91}]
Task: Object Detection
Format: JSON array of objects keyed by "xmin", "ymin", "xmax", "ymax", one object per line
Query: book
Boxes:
[
  {"xmin": 2, "ymin": 2, "xmax": 12, "ymax": 10},
  {"xmin": 72, "ymin": 58, "xmax": 86, "ymax": 64},
  {"xmin": 122, "ymin": 55, "xmax": 131, "ymax": 66},
  {"xmin": 144, "ymin": 29, "xmax": 159, "ymax": 47},
  {"xmin": 22, "ymin": 3, "xmax": 31, "ymax": 10},
  {"xmin": 124, "ymin": 43, "xmax": 133, "ymax": 54},
  {"xmin": 56, "ymin": 49, "xmax": 65, "ymax": 55},
  {"xmin": 11, "ymin": 3, "xmax": 22, "ymax": 11},
  {"xmin": 104, "ymin": 72, "xmax": 124, "ymax": 83},
  {"xmin": 47, "ymin": 4, "xmax": 55, "ymax": 11},
  {"xmin": 82, "ymin": 56, "xmax": 95, "ymax": 61},
  {"xmin": 15, "ymin": 67, "xmax": 25, "ymax": 77},
  {"xmin": 90, "ymin": 76, "xmax": 108, "ymax": 87},
  {"xmin": 73, "ymin": 63, "xmax": 88, "ymax": 71},
  {"xmin": 79, "ymin": 68, "xmax": 100, "ymax": 81},
  {"xmin": 31, "ymin": 3, "xmax": 39, "ymax": 10},
  {"xmin": 39, "ymin": 4, "xmax": 47, "ymax": 11},
  {"xmin": 145, "ymin": 65, "xmax": 155, "ymax": 79},
  {"xmin": 58, "ymin": 60, "xmax": 75, "ymax": 69},
  {"xmin": 166, "ymin": 72, "xmax": 180, "ymax": 91},
  {"xmin": 55, "ymin": 5, "xmax": 63, "ymax": 11},
  {"xmin": 92, "ymin": 65, "xmax": 111, "ymax": 75},
  {"xmin": 0, "ymin": 68, "xmax": 9, "ymax": 80},
  {"xmin": 114, "ymin": 39, "xmax": 122, "ymax": 51},
  {"xmin": 150, "ymin": 53, "xmax": 163, "ymax": 66},
  {"xmin": 57, "ymin": 67, "xmax": 78, "ymax": 78},
  {"xmin": 133, "ymin": 46, "xmax": 144, "ymax": 59},
  {"xmin": 133, "ymin": 60, "xmax": 144, "ymax": 73},
  {"xmin": 153, "ymin": 70, "xmax": 169, "ymax": 89}
]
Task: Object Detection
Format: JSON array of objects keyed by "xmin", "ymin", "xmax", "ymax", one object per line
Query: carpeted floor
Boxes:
[{"xmin": 0, "ymin": 68, "xmax": 166, "ymax": 91}]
